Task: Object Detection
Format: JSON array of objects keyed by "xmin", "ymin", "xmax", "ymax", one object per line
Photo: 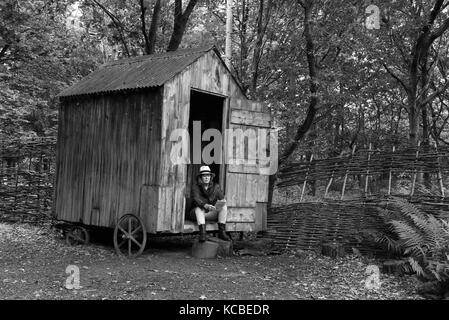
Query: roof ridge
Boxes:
[{"xmin": 102, "ymin": 45, "xmax": 216, "ymax": 68}]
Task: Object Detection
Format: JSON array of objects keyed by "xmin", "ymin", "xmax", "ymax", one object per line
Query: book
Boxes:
[{"xmin": 214, "ymin": 200, "xmax": 226, "ymax": 211}]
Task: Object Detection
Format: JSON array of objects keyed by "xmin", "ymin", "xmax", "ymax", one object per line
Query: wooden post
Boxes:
[
  {"xmin": 13, "ymin": 162, "xmax": 19, "ymax": 210},
  {"xmin": 224, "ymin": 0, "xmax": 233, "ymax": 68},
  {"xmin": 39, "ymin": 151, "xmax": 43, "ymax": 173},
  {"xmin": 388, "ymin": 146, "xmax": 396, "ymax": 196},
  {"xmin": 410, "ymin": 141, "xmax": 421, "ymax": 198},
  {"xmin": 341, "ymin": 145, "xmax": 356, "ymax": 200},
  {"xmin": 364, "ymin": 143, "xmax": 372, "ymax": 197},
  {"xmin": 324, "ymin": 170, "xmax": 334, "ymax": 198},
  {"xmin": 435, "ymin": 142, "xmax": 445, "ymax": 198},
  {"xmin": 300, "ymin": 154, "xmax": 313, "ymax": 202}
]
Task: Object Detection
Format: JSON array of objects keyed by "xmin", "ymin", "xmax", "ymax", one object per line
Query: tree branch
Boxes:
[
  {"xmin": 383, "ymin": 63, "xmax": 410, "ymax": 94},
  {"xmin": 90, "ymin": 0, "xmax": 130, "ymax": 57},
  {"xmin": 210, "ymin": 10, "xmax": 226, "ymax": 24},
  {"xmin": 430, "ymin": 17, "xmax": 449, "ymax": 41},
  {"xmin": 422, "ymin": 79, "xmax": 449, "ymax": 105},
  {"xmin": 428, "ymin": 0, "xmax": 445, "ymax": 27}
]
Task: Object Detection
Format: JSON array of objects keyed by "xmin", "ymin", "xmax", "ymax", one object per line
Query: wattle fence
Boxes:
[
  {"xmin": 267, "ymin": 196, "xmax": 449, "ymax": 254},
  {"xmin": 0, "ymin": 136, "xmax": 56, "ymax": 222},
  {"xmin": 267, "ymin": 144, "xmax": 449, "ymax": 254}
]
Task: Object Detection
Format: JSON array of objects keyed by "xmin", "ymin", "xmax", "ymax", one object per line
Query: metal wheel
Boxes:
[
  {"xmin": 66, "ymin": 226, "xmax": 90, "ymax": 246},
  {"xmin": 113, "ymin": 214, "xmax": 147, "ymax": 258}
]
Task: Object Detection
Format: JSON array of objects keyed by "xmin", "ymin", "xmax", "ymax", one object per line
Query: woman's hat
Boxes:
[{"xmin": 197, "ymin": 165, "xmax": 215, "ymax": 178}]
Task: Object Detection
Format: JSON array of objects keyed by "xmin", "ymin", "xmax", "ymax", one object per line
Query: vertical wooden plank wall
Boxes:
[{"xmin": 55, "ymin": 90, "xmax": 162, "ymax": 231}]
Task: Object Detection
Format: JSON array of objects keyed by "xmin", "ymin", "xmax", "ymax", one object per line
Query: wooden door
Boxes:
[{"xmin": 224, "ymin": 99, "xmax": 274, "ymax": 231}]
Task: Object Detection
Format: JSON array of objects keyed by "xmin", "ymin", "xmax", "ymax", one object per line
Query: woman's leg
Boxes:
[
  {"xmin": 194, "ymin": 207, "xmax": 207, "ymax": 242},
  {"xmin": 194, "ymin": 207, "xmax": 206, "ymax": 225},
  {"xmin": 203, "ymin": 205, "xmax": 227, "ymax": 222},
  {"xmin": 217, "ymin": 204, "xmax": 230, "ymax": 240},
  {"xmin": 203, "ymin": 205, "xmax": 230, "ymax": 241},
  {"xmin": 218, "ymin": 204, "xmax": 227, "ymax": 224}
]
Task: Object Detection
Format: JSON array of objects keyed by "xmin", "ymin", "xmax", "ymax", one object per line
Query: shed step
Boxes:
[{"xmin": 183, "ymin": 220, "xmax": 218, "ymax": 233}]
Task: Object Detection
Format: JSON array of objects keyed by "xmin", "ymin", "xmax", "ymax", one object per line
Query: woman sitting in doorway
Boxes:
[{"xmin": 189, "ymin": 165, "xmax": 230, "ymax": 242}]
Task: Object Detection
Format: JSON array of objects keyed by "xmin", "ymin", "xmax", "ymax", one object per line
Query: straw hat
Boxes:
[{"xmin": 196, "ymin": 165, "xmax": 215, "ymax": 178}]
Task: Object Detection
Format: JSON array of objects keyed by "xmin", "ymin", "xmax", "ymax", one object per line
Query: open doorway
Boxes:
[{"xmin": 186, "ymin": 89, "xmax": 225, "ymax": 198}]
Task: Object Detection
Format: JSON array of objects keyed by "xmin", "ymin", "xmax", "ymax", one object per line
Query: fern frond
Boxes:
[
  {"xmin": 441, "ymin": 219, "xmax": 449, "ymax": 231},
  {"xmin": 389, "ymin": 220, "xmax": 425, "ymax": 257},
  {"xmin": 427, "ymin": 216, "xmax": 448, "ymax": 245},
  {"xmin": 376, "ymin": 199, "xmax": 449, "ymax": 282},
  {"xmin": 392, "ymin": 199, "xmax": 429, "ymax": 231},
  {"xmin": 408, "ymin": 257, "xmax": 424, "ymax": 276},
  {"xmin": 427, "ymin": 266, "xmax": 442, "ymax": 281},
  {"xmin": 392, "ymin": 198, "xmax": 448, "ymax": 250},
  {"xmin": 361, "ymin": 229, "xmax": 402, "ymax": 253}
]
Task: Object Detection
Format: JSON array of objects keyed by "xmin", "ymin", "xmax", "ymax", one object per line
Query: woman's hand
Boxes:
[{"xmin": 204, "ymin": 204, "xmax": 216, "ymax": 211}]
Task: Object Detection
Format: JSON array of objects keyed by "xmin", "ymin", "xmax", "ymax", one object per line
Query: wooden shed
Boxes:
[{"xmin": 55, "ymin": 45, "xmax": 272, "ymax": 235}]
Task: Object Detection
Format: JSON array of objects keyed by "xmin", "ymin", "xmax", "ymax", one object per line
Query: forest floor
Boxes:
[{"xmin": 0, "ymin": 221, "xmax": 423, "ymax": 300}]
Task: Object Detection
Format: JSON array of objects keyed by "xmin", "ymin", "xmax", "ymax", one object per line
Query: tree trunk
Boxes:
[
  {"xmin": 239, "ymin": 0, "xmax": 249, "ymax": 81},
  {"xmin": 268, "ymin": 0, "xmax": 319, "ymax": 209},
  {"xmin": 385, "ymin": 0, "xmax": 449, "ymax": 147},
  {"xmin": 167, "ymin": 0, "xmax": 198, "ymax": 52},
  {"xmin": 409, "ymin": 101, "xmax": 420, "ymax": 146},
  {"xmin": 250, "ymin": 0, "xmax": 272, "ymax": 95},
  {"xmin": 147, "ymin": 0, "xmax": 162, "ymax": 54},
  {"xmin": 307, "ymin": 124, "xmax": 316, "ymax": 196},
  {"xmin": 420, "ymin": 53, "xmax": 431, "ymax": 187},
  {"xmin": 251, "ymin": 0, "xmax": 265, "ymax": 94}
]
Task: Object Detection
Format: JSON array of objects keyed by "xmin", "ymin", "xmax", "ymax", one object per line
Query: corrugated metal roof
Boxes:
[{"xmin": 58, "ymin": 45, "xmax": 221, "ymax": 98}]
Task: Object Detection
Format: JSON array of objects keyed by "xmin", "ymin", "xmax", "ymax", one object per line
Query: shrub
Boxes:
[{"xmin": 366, "ymin": 197, "xmax": 449, "ymax": 282}]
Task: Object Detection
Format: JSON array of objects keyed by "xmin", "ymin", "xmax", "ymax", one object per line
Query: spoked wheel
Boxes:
[
  {"xmin": 66, "ymin": 226, "xmax": 90, "ymax": 246},
  {"xmin": 113, "ymin": 214, "xmax": 147, "ymax": 258}
]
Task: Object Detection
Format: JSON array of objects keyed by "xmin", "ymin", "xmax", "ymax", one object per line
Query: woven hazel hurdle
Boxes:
[
  {"xmin": 278, "ymin": 144, "xmax": 449, "ymax": 197},
  {"xmin": 267, "ymin": 196, "xmax": 449, "ymax": 254},
  {"xmin": 268, "ymin": 201, "xmax": 384, "ymax": 254},
  {"xmin": 269, "ymin": 144, "xmax": 449, "ymax": 254},
  {"xmin": 0, "ymin": 137, "xmax": 56, "ymax": 221}
]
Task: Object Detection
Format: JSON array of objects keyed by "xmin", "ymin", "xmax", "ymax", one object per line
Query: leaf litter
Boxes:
[{"xmin": 0, "ymin": 221, "xmax": 422, "ymax": 300}]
